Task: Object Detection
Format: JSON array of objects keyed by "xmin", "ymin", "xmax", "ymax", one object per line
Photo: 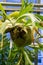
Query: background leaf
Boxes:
[
  {"xmin": 0, "ymin": 4, "xmax": 11, "ymax": 21},
  {"xmin": 35, "ymin": 14, "xmax": 43, "ymax": 21},
  {"xmin": 19, "ymin": 3, "xmax": 34, "ymax": 16}
]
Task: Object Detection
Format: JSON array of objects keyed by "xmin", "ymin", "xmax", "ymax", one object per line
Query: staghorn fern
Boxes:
[{"xmin": 0, "ymin": 0, "xmax": 43, "ymax": 65}]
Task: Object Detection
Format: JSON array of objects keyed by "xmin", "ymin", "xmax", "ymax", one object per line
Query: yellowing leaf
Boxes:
[{"xmin": 9, "ymin": 11, "xmax": 19, "ymax": 18}]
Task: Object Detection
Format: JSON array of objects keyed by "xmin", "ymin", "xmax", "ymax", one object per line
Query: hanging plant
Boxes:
[{"xmin": 0, "ymin": 0, "xmax": 43, "ymax": 65}]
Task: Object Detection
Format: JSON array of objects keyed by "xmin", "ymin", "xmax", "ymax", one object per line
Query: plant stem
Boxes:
[{"xmin": 34, "ymin": 50, "xmax": 38, "ymax": 65}]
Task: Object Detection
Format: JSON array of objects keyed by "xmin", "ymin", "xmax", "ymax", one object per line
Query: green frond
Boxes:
[{"xmin": 22, "ymin": 49, "xmax": 34, "ymax": 65}]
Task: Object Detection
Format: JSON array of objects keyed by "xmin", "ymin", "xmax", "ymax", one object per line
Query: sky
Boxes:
[
  {"xmin": 6, "ymin": 0, "xmax": 20, "ymax": 3},
  {"xmin": 0, "ymin": 0, "xmax": 42, "ymax": 3},
  {"xmin": 0, "ymin": 0, "xmax": 43, "ymax": 3},
  {"xmin": 41, "ymin": 0, "xmax": 43, "ymax": 3},
  {"xmin": 0, "ymin": 0, "xmax": 20, "ymax": 2}
]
